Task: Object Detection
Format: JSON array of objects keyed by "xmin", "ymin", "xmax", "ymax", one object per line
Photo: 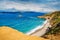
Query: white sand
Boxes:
[{"xmin": 26, "ymin": 19, "xmax": 51, "ymax": 36}]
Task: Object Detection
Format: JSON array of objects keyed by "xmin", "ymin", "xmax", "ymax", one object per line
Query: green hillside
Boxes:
[{"xmin": 43, "ymin": 11, "xmax": 60, "ymax": 40}]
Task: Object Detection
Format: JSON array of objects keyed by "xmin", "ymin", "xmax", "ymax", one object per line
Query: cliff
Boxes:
[{"xmin": 42, "ymin": 11, "xmax": 60, "ymax": 40}]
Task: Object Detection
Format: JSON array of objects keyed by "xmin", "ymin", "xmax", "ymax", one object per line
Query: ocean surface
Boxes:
[{"xmin": 0, "ymin": 12, "xmax": 46, "ymax": 33}]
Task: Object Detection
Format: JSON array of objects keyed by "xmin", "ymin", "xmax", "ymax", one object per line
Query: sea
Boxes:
[{"xmin": 0, "ymin": 12, "xmax": 46, "ymax": 33}]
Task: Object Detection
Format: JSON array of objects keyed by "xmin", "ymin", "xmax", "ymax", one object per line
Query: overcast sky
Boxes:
[{"xmin": 0, "ymin": 0, "xmax": 60, "ymax": 12}]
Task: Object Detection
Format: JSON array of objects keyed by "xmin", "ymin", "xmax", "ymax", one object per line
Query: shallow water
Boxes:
[{"xmin": 0, "ymin": 12, "xmax": 46, "ymax": 33}]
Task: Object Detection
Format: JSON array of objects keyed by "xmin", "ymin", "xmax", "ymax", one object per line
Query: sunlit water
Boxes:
[{"xmin": 0, "ymin": 12, "xmax": 46, "ymax": 33}]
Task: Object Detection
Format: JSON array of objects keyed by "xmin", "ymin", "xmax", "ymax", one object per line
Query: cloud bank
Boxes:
[{"xmin": 0, "ymin": 0, "xmax": 60, "ymax": 12}]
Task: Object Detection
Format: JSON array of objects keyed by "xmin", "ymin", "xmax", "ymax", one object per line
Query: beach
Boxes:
[
  {"xmin": 0, "ymin": 26, "xmax": 49, "ymax": 40},
  {"xmin": 26, "ymin": 19, "xmax": 51, "ymax": 36}
]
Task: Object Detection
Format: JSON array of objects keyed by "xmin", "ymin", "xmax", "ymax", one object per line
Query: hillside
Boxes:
[
  {"xmin": 0, "ymin": 26, "xmax": 49, "ymax": 40},
  {"xmin": 38, "ymin": 11, "xmax": 60, "ymax": 27},
  {"xmin": 43, "ymin": 11, "xmax": 60, "ymax": 40},
  {"xmin": 45, "ymin": 11, "xmax": 60, "ymax": 26}
]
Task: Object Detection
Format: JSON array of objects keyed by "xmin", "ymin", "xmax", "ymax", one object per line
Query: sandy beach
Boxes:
[
  {"xmin": 0, "ymin": 26, "xmax": 49, "ymax": 40},
  {"xmin": 26, "ymin": 19, "xmax": 51, "ymax": 36},
  {"xmin": 28, "ymin": 13, "xmax": 55, "ymax": 37}
]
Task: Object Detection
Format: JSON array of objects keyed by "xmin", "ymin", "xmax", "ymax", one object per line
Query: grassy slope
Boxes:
[{"xmin": 43, "ymin": 11, "xmax": 60, "ymax": 40}]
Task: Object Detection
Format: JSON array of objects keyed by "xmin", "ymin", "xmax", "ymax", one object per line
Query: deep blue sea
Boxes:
[{"xmin": 0, "ymin": 12, "xmax": 46, "ymax": 33}]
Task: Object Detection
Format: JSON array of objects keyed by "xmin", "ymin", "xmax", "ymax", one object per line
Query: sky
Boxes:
[{"xmin": 0, "ymin": 0, "xmax": 60, "ymax": 12}]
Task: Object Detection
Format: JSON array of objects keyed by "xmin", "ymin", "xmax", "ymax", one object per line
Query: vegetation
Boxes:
[{"xmin": 43, "ymin": 11, "xmax": 60, "ymax": 40}]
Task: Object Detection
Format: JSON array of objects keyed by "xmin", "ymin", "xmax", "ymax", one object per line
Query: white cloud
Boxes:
[{"xmin": 0, "ymin": 1, "xmax": 57, "ymax": 12}]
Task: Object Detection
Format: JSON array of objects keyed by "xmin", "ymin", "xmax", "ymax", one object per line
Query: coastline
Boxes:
[
  {"xmin": 26, "ymin": 11, "xmax": 58, "ymax": 36},
  {"xmin": 26, "ymin": 19, "xmax": 51, "ymax": 36}
]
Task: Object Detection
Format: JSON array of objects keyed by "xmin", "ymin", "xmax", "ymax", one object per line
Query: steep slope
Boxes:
[
  {"xmin": 43, "ymin": 11, "xmax": 60, "ymax": 40},
  {"xmin": 0, "ymin": 26, "xmax": 49, "ymax": 40}
]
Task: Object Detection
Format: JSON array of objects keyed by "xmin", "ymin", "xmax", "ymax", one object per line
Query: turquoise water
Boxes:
[{"xmin": 0, "ymin": 12, "xmax": 46, "ymax": 33}]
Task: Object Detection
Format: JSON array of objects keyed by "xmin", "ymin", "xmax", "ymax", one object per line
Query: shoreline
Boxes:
[{"xmin": 26, "ymin": 19, "xmax": 51, "ymax": 36}]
